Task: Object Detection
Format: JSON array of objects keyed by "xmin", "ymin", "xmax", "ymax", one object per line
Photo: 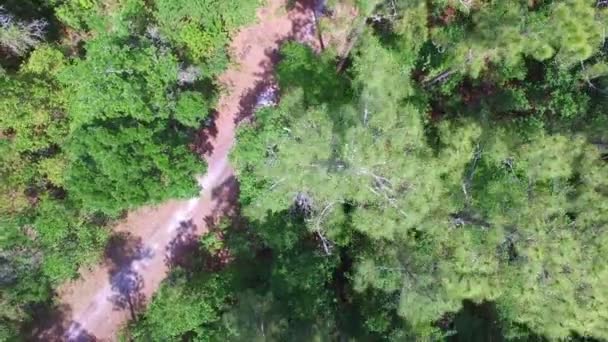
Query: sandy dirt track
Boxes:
[{"xmin": 33, "ymin": 1, "xmax": 320, "ymax": 340}]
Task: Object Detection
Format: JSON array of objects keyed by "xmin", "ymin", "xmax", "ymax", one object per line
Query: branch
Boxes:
[
  {"xmin": 423, "ymin": 69, "xmax": 456, "ymax": 87},
  {"xmin": 358, "ymin": 168, "xmax": 393, "ymax": 191},
  {"xmin": 269, "ymin": 178, "xmax": 286, "ymax": 191},
  {"xmin": 579, "ymin": 61, "xmax": 608, "ymax": 95},
  {"xmin": 367, "ymin": 185, "xmax": 408, "ymax": 218},
  {"xmin": 462, "ymin": 144, "xmax": 482, "ymax": 204},
  {"xmin": 449, "ymin": 211, "xmax": 491, "ymax": 229},
  {"xmin": 316, "ymin": 230, "xmax": 333, "ymax": 256},
  {"xmin": 592, "ymin": 141, "xmax": 608, "ymax": 150},
  {"xmin": 308, "ymin": 201, "xmax": 339, "ymax": 256},
  {"xmin": 336, "ymin": 5, "xmax": 370, "ymax": 74},
  {"xmin": 459, "ymin": 0, "xmax": 472, "ymax": 10}
]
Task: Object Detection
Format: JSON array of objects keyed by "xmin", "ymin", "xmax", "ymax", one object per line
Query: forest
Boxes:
[{"xmin": 1, "ymin": 0, "xmax": 608, "ymax": 341}]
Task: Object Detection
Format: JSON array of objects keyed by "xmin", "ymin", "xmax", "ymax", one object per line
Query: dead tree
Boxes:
[
  {"xmin": 0, "ymin": 7, "xmax": 47, "ymax": 56},
  {"xmin": 449, "ymin": 211, "xmax": 491, "ymax": 229},
  {"xmin": 292, "ymin": 191, "xmax": 314, "ymax": 218},
  {"xmin": 310, "ymin": 201, "xmax": 339, "ymax": 256},
  {"xmin": 291, "ymin": 192, "xmax": 337, "ymax": 256}
]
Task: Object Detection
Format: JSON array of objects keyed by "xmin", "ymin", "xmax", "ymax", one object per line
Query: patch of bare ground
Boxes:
[{"xmin": 317, "ymin": 0, "xmax": 360, "ymax": 54}]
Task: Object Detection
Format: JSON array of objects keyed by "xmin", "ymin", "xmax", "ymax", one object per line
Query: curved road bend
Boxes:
[{"xmin": 35, "ymin": 1, "xmax": 320, "ymax": 340}]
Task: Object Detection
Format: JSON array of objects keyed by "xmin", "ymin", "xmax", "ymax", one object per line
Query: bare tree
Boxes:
[
  {"xmin": 0, "ymin": 7, "xmax": 47, "ymax": 56},
  {"xmin": 177, "ymin": 65, "xmax": 202, "ymax": 85},
  {"xmin": 292, "ymin": 191, "xmax": 314, "ymax": 218}
]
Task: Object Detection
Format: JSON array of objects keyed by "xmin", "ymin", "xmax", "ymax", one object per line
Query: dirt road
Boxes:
[{"xmin": 34, "ymin": 1, "xmax": 320, "ymax": 340}]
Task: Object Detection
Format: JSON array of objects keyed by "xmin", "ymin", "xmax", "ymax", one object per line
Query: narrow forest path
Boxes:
[{"xmin": 35, "ymin": 1, "xmax": 320, "ymax": 340}]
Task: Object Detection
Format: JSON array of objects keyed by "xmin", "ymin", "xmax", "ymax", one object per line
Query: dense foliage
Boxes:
[
  {"xmin": 0, "ymin": 0, "xmax": 258, "ymax": 339},
  {"xmin": 134, "ymin": 0, "xmax": 608, "ymax": 341},
  {"xmin": 3, "ymin": 0, "xmax": 608, "ymax": 340}
]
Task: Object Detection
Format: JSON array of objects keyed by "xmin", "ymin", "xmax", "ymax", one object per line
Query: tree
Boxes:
[
  {"xmin": 0, "ymin": 6, "xmax": 46, "ymax": 56},
  {"xmin": 229, "ymin": 8, "xmax": 608, "ymax": 337},
  {"xmin": 66, "ymin": 120, "xmax": 202, "ymax": 215},
  {"xmin": 59, "ymin": 36, "xmax": 206, "ymax": 215},
  {"xmin": 152, "ymin": 0, "xmax": 260, "ymax": 70},
  {"xmin": 277, "ymin": 42, "xmax": 350, "ymax": 107},
  {"xmin": 4, "ymin": 0, "xmax": 608, "ymax": 340},
  {"xmin": 0, "ymin": 48, "xmax": 67, "ymax": 153},
  {"xmin": 131, "ymin": 271, "xmax": 233, "ymax": 341},
  {"xmin": 0, "ymin": 0, "xmax": 255, "ymax": 338},
  {"xmin": 59, "ymin": 36, "xmax": 180, "ymax": 128},
  {"xmin": 429, "ymin": 0, "xmax": 608, "ymax": 78},
  {"xmin": 175, "ymin": 91, "xmax": 212, "ymax": 128}
]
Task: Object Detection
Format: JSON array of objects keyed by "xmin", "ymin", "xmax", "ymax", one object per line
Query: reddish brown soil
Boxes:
[{"xmin": 33, "ymin": 1, "xmax": 320, "ymax": 340}]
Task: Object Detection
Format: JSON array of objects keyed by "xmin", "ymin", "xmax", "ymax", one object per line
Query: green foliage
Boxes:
[
  {"xmin": 4, "ymin": 0, "xmax": 608, "ymax": 340},
  {"xmin": 175, "ymin": 91, "xmax": 211, "ymax": 128},
  {"xmin": 227, "ymin": 2, "xmax": 608, "ymax": 339},
  {"xmin": 66, "ymin": 120, "xmax": 202, "ymax": 215},
  {"xmin": 277, "ymin": 42, "xmax": 350, "ymax": 106},
  {"xmin": 23, "ymin": 44, "xmax": 66, "ymax": 75},
  {"xmin": 430, "ymin": 0, "xmax": 608, "ymax": 78},
  {"xmin": 527, "ymin": 64, "xmax": 590, "ymax": 120},
  {"xmin": 33, "ymin": 198, "xmax": 108, "ymax": 283},
  {"xmin": 221, "ymin": 291, "xmax": 290, "ymax": 341},
  {"xmin": 59, "ymin": 37, "xmax": 179, "ymax": 128},
  {"xmin": 48, "ymin": 0, "xmax": 103, "ymax": 31},
  {"xmin": 1, "ymin": 0, "xmax": 241, "ymax": 336},
  {"xmin": 131, "ymin": 272, "xmax": 233, "ymax": 341},
  {"xmin": 0, "ymin": 70, "xmax": 67, "ymax": 153},
  {"xmin": 58, "ymin": 36, "xmax": 206, "ymax": 215},
  {"xmin": 152, "ymin": 0, "xmax": 260, "ymax": 67}
]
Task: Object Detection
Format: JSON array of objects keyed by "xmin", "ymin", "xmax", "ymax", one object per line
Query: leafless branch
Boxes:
[
  {"xmin": 462, "ymin": 144, "xmax": 482, "ymax": 204},
  {"xmin": 459, "ymin": 0, "xmax": 472, "ymax": 10},
  {"xmin": 316, "ymin": 230, "xmax": 333, "ymax": 255},
  {"xmin": 269, "ymin": 178, "xmax": 286, "ymax": 191},
  {"xmin": 423, "ymin": 69, "xmax": 456, "ymax": 87},
  {"xmin": 367, "ymin": 185, "xmax": 408, "ymax": 218},
  {"xmin": 579, "ymin": 61, "xmax": 608, "ymax": 95},
  {"xmin": 0, "ymin": 7, "xmax": 47, "ymax": 56},
  {"xmin": 309, "ymin": 201, "xmax": 339, "ymax": 256}
]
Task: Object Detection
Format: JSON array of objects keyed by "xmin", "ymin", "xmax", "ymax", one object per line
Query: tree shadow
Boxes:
[
  {"xmin": 233, "ymin": 0, "xmax": 320, "ymax": 124},
  {"xmin": 204, "ymin": 175, "xmax": 242, "ymax": 270},
  {"xmin": 63, "ymin": 321, "xmax": 97, "ymax": 342},
  {"xmin": 288, "ymin": 0, "xmax": 320, "ymax": 45},
  {"xmin": 235, "ymin": 0, "xmax": 356, "ymax": 167},
  {"xmin": 191, "ymin": 109, "xmax": 219, "ymax": 157},
  {"xmin": 232, "ymin": 43, "xmax": 281, "ymax": 124},
  {"xmin": 107, "ymin": 268, "xmax": 145, "ymax": 321},
  {"xmin": 164, "ymin": 175, "xmax": 240, "ymax": 273},
  {"xmin": 27, "ymin": 303, "xmax": 97, "ymax": 341},
  {"xmin": 445, "ymin": 300, "xmax": 505, "ymax": 342},
  {"xmin": 234, "ymin": 77, "xmax": 278, "ymax": 125},
  {"xmin": 103, "ymin": 233, "xmax": 153, "ymax": 320},
  {"xmin": 204, "ymin": 175, "xmax": 240, "ymax": 227},
  {"xmin": 165, "ymin": 219, "xmax": 199, "ymax": 269}
]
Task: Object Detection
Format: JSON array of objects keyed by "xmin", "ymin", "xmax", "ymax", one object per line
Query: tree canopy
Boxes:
[
  {"xmin": 136, "ymin": 0, "xmax": 608, "ymax": 340},
  {"xmin": 0, "ymin": 0, "xmax": 257, "ymax": 338},
  {"xmin": 2, "ymin": 0, "xmax": 608, "ymax": 341}
]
